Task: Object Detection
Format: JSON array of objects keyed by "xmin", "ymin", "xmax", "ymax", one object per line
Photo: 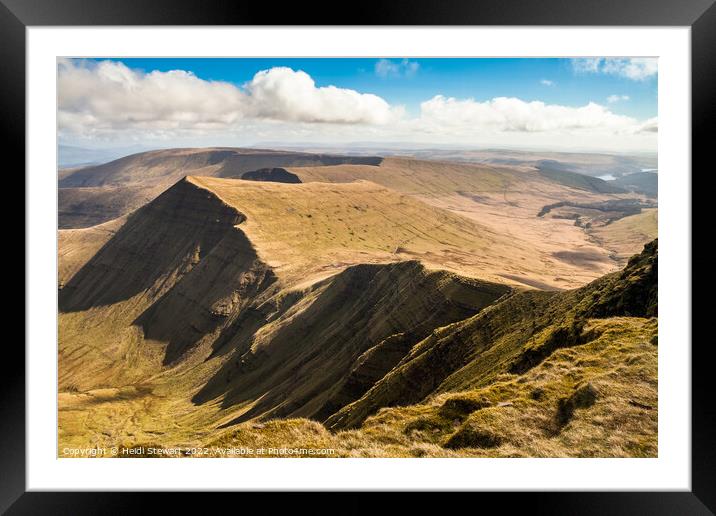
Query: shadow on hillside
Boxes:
[{"xmin": 59, "ymin": 179, "xmax": 244, "ymax": 313}]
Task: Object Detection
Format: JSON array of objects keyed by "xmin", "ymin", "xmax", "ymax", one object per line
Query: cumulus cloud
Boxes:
[
  {"xmin": 375, "ymin": 59, "xmax": 420, "ymax": 78},
  {"xmin": 244, "ymin": 67, "xmax": 396, "ymax": 124},
  {"xmin": 58, "ymin": 59, "xmax": 246, "ymax": 136},
  {"xmin": 418, "ymin": 95, "xmax": 641, "ymax": 134},
  {"xmin": 606, "ymin": 94, "xmax": 630, "ymax": 103},
  {"xmin": 540, "ymin": 79, "xmax": 555, "ymax": 86},
  {"xmin": 58, "ymin": 60, "xmax": 397, "ymax": 139},
  {"xmin": 571, "ymin": 58, "xmax": 657, "ymax": 81},
  {"xmin": 58, "ymin": 59, "xmax": 656, "ymax": 152}
]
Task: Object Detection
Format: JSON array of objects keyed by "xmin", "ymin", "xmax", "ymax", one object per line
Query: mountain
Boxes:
[
  {"xmin": 58, "ymin": 176, "xmax": 511, "ymax": 449},
  {"xmin": 58, "ymin": 175, "xmax": 516, "ymax": 386},
  {"xmin": 325, "ymin": 239, "xmax": 657, "ymax": 431},
  {"xmin": 262, "ymin": 144, "xmax": 658, "ymax": 178},
  {"xmin": 58, "ymin": 147, "xmax": 382, "ymax": 228},
  {"xmin": 208, "ymin": 240, "xmax": 657, "ymax": 458},
  {"xmin": 612, "ymin": 171, "xmax": 658, "ymax": 198},
  {"xmin": 58, "ymin": 166, "xmax": 658, "ymax": 457},
  {"xmin": 259, "ymin": 156, "xmax": 656, "ymax": 273},
  {"xmin": 59, "ymin": 148, "xmax": 656, "ymax": 281},
  {"xmin": 58, "ymin": 145, "xmax": 150, "ymax": 168}
]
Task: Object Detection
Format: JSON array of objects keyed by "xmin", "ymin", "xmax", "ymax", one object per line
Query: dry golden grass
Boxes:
[
  {"xmin": 190, "ymin": 175, "xmax": 645, "ymax": 290},
  {"xmin": 60, "ymin": 317, "xmax": 656, "ymax": 458},
  {"xmin": 188, "ymin": 176, "xmax": 510, "ymax": 286},
  {"xmin": 291, "ymin": 157, "xmax": 519, "ymax": 196},
  {"xmin": 57, "ymin": 158, "xmax": 658, "ymax": 459},
  {"xmin": 58, "ymin": 217, "xmax": 126, "ymax": 287},
  {"xmin": 58, "ymin": 147, "xmax": 382, "ymax": 228},
  {"xmin": 590, "ymin": 208, "xmax": 658, "ymax": 264},
  {"xmin": 287, "ymin": 158, "xmax": 656, "ymax": 289},
  {"xmin": 200, "ymin": 317, "xmax": 657, "ymax": 458}
]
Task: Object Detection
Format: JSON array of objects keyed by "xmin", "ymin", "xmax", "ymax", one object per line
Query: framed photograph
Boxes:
[{"xmin": 6, "ymin": 0, "xmax": 714, "ymax": 512}]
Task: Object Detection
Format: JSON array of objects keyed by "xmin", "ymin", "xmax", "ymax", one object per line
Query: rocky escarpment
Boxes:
[
  {"xmin": 133, "ymin": 227, "xmax": 277, "ymax": 365},
  {"xmin": 58, "ymin": 177, "xmax": 274, "ymax": 390},
  {"xmin": 326, "ymin": 239, "xmax": 657, "ymax": 430},
  {"xmin": 58, "ymin": 174, "xmax": 511, "ymax": 421},
  {"xmin": 241, "ymin": 167, "xmax": 302, "ymax": 184},
  {"xmin": 324, "ymin": 290, "xmax": 554, "ymax": 430},
  {"xmin": 195, "ymin": 261, "xmax": 511, "ymax": 425},
  {"xmin": 59, "ymin": 177, "xmax": 247, "ymax": 314},
  {"xmin": 58, "ymin": 148, "xmax": 383, "ymax": 228}
]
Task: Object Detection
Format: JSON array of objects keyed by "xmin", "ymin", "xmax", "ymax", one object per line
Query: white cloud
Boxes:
[
  {"xmin": 244, "ymin": 67, "xmax": 397, "ymax": 124},
  {"xmin": 606, "ymin": 94, "xmax": 630, "ymax": 103},
  {"xmin": 571, "ymin": 58, "xmax": 602, "ymax": 74},
  {"xmin": 375, "ymin": 59, "xmax": 420, "ymax": 78},
  {"xmin": 634, "ymin": 117, "xmax": 658, "ymax": 133},
  {"xmin": 571, "ymin": 58, "xmax": 657, "ymax": 81},
  {"xmin": 58, "ymin": 60, "xmax": 398, "ymax": 140},
  {"xmin": 540, "ymin": 79, "xmax": 555, "ymax": 86},
  {"xmin": 418, "ymin": 95, "xmax": 641, "ymax": 134},
  {"xmin": 58, "ymin": 59, "xmax": 247, "ymax": 136},
  {"xmin": 58, "ymin": 59, "xmax": 657, "ymax": 153},
  {"xmin": 602, "ymin": 58, "xmax": 658, "ymax": 81}
]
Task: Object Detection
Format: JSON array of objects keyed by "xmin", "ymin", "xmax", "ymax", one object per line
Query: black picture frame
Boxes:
[{"xmin": 4, "ymin": 0, "xmax": 714, "ymax": 513}]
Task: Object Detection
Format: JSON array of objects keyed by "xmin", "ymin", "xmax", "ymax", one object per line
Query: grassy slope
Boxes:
[
  {"xmin": 207, "ymin": 240, "xmax": 658, "ymax": 457},
  {"xmin": 57, "ymin": 169, "xmax": 658, "ymax": 458},
  {"xmin": 58, "ymin": 148, "xmax": 382, "ymax": 228},
  {"xmin": 590, "ymin": 208, "xmax": 658, "ymax": 263},
  {"xmin": 537, "ymin": 166, "xmax": 626, "ymax": 194},
  {"xmin": 286, "ymin": 158, "xmax": 657, "ymax": 288},
  {"xmin": 57, "ymin": 177, "xmax": 512, "ymax": 451},
  {"xmin": 208, "ymin": 317, "xmax": 656, "ymax": 457},
  {"xmin": 188, "ymin": 176, "xmax": 537, "ymax": 287}
]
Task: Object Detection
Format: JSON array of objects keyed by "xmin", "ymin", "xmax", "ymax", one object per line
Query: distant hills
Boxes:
[
  {"xmin": 57, "ymin": 147, "xmax": 658, "ymax": 457},
  {"xmin": 58, "ymin": 148, "xmax": 382, "ymax": 228},
  {"xmin": 612, "ymin": 171, "xmax": 658, "ymax": 198},
  {"xmin": 58, "ymin": 145, "xmax": 150, "ymax": 168}
]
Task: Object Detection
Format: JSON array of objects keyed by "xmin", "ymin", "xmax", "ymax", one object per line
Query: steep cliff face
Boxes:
[
  {"xmin": 195, "ymin": 261, "xmax": 511, "ymax": 424},
  {"xmin": 326, "ymin": 240, "xmax": 657, "ymax": 430},
  {"xmin": 58, "ymin": 175, "xmax": 511, "ymax": 422},
  {"xmin": 59, "ymin": 178, "xmax": 246, "ymax": 314},
  {"xmin": 59, "ymin": 148, "xmax": 383, "ymax": 228},
  {"xmin": 241, "ymin": 167, "xmax": 302, "ymax": 183},
  {"xmin": 133, "ymin": 228, "xmax": 277, "ymax": 365},
  {"xmin": 58, "ymin": 178, "xmax": 271, "ymax": 391},
  {"xmin": 57, "ymin": 169, "xmax": 658, "ymax": 457},
  {"xmin": 324, "ymin": 290, "xmax": 554, "ymax": 429}
]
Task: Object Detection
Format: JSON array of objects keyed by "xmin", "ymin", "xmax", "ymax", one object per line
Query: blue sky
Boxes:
[
  {"xmin": 92, "ymin": 57, "xmax": 657, "ymax": 119},
  {"xmin": 59, "ymin": 57, "xmax": 658, "ymax": 153}
]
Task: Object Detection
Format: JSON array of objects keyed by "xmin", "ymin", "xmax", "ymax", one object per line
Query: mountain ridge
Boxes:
[{"xmin": 57, "ymin": 163, "xmax": 658, "ymax": 458}]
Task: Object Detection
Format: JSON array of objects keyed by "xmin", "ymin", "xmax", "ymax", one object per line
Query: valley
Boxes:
[{"xmin": 57, "ymin": 147, "xmax": 658, "ymax": 458}]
